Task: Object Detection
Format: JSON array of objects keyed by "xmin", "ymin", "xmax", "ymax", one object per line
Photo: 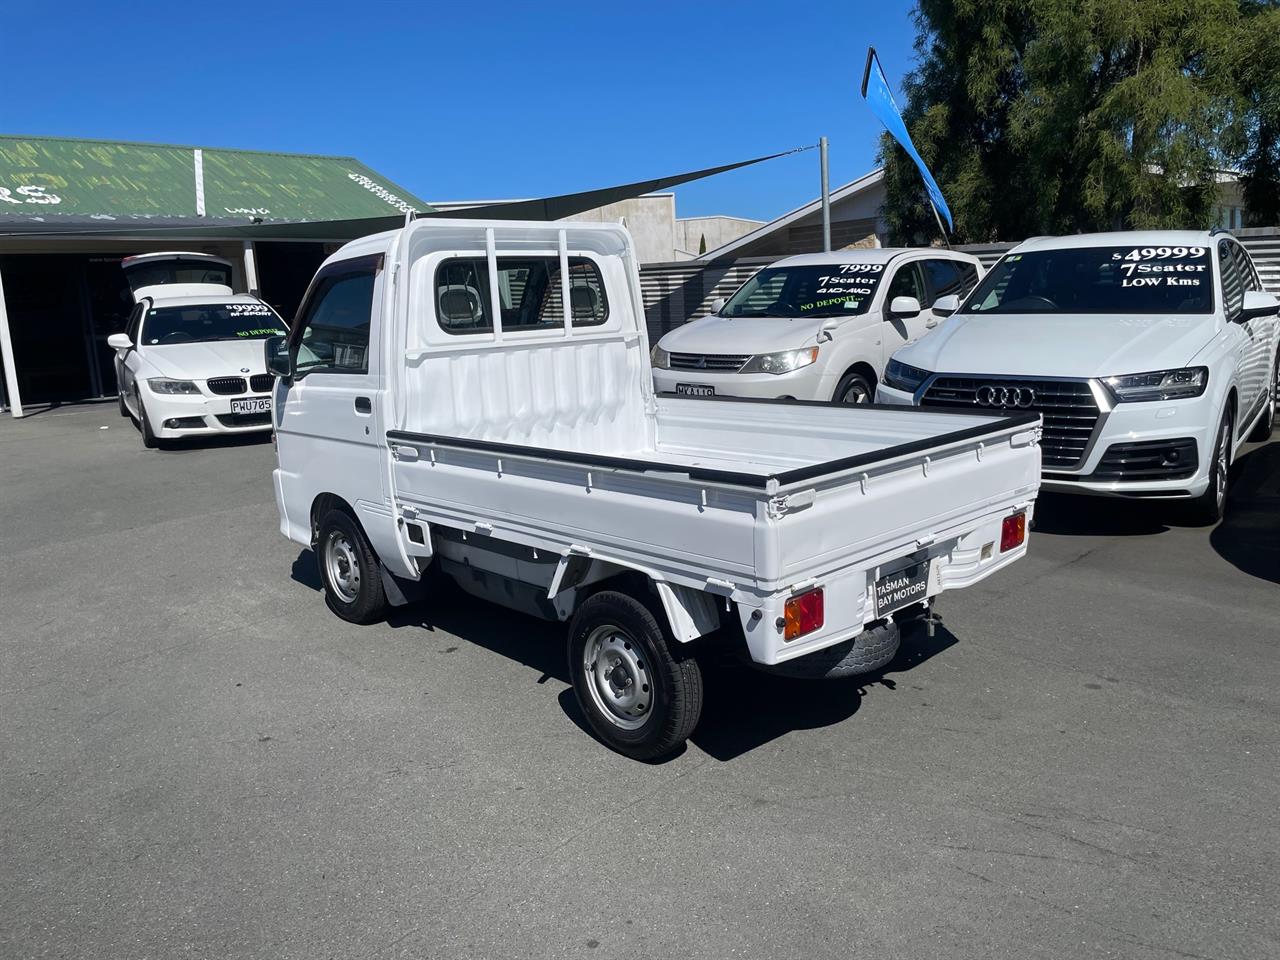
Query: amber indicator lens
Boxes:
[{"xmin": 1001, "ymin": 511, "xmax": 1027, "ymax": 552}]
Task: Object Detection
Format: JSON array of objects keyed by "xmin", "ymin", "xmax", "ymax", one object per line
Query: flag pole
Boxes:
[{"xmin": 820, "ymin": 136, "xmax": 831, "ymax": 252}]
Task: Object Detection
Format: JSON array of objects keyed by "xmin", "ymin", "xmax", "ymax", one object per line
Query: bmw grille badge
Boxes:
[{"xmin": 976, "ymin": 385, "xmax": 1036, "ymax": 408}]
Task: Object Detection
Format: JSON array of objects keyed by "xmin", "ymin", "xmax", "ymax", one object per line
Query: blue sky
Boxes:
[{"xmin": 3, "ymin": 0, "xmax": 919, "ymax": 222}]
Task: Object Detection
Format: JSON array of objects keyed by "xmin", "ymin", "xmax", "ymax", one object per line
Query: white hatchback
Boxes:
[
  {"xmin": 651, "ymin": 248, "xmax": 982, "ymax": 404},
  {"xmin": 109, "ymin": 294, "xmax": 288, "ymax": 447}
]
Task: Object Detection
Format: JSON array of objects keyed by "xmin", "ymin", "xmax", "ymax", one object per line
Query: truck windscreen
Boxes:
[{"xmin": 963, "ymin": 245, "xmax": 1214, "ymax": 315}]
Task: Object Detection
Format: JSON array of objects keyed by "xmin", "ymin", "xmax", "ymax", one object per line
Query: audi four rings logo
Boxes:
[{"xmin": 976, "ymin": 385, "xmax": 1036, "ymax": 408}]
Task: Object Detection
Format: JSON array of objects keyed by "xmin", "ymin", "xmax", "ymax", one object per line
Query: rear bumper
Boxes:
[{"xmin": 737, "ymin": 502, "xmax": 1033, "ymax": 667}]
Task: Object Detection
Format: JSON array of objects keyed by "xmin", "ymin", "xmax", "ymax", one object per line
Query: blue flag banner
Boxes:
[{"xmin": 860, "ymin": 47, "xmax": 953, "ymax": 232}]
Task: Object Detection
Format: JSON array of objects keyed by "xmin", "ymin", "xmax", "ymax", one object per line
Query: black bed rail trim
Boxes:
[
  {"xmin": 654, "ymin": 391, "xmax": 1033, "ymax": 417},
  {"xmin": 387, "ymin": 409, "xmax": 1040, "ymax": 492}
]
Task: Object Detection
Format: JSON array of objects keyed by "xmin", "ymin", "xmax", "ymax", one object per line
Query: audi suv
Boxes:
[{"xmin": 875, "ymin": 230, "xmax": 1279, "ymax": 524}]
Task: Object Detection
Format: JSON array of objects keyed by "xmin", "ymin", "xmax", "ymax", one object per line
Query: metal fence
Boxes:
[{"xmin": 638, "ymin": 227, "xmax": 1280, "ymax": 338}]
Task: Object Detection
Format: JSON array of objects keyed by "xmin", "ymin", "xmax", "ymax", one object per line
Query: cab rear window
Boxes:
[{"xmin": 435, "ymin": 257, "xmax": 608, "ymax": 334}]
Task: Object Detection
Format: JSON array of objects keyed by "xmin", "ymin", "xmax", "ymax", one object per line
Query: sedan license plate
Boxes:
[
  {"xmin": 873, "ymin": 561, "xmax": 930, "ymax": 618},
  {"xmin": 675, "ymin": 383, "xmax": 715, "ymax": 397},
  {"xmin": 230, "ymin": 397, "xmax": 271, "ymax": 415}
]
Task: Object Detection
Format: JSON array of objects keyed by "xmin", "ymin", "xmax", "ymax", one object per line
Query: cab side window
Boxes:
[
  {"xmin": 1218, "ymin": 240, "xmax": 1245, "ymax": 320},
  {"xmin": 886, "ymin": 263, "xmax": 925, "ymax": 309},
  {"xmin": 292, "ymin": 256, "xmax": 379, "ymax": 375}
]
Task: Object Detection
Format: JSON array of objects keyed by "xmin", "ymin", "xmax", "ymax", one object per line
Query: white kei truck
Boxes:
[{"xmin": 264, "ymin": 219, "xmax": 1042, "ymax": 759}]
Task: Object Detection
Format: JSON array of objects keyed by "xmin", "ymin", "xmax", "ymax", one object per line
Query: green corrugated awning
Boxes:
[{"xmin": 0, "ymin": 135, "xmax": 432, "ymax": 225}]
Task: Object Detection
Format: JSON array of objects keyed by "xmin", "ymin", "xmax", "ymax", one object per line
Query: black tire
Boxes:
[
  {"xmin": 118, "ymin": 391, "xmax": 128, "ymax": 418},
  {"xmin": 135, "ymin": 390, "xmax": 160, "ymax": 449},
  {"xmin": 567, "ymin": 590, "xmax": 703, "ymax": 760},
  {"xmin": 833, "ymin": 369, "xmax": 874, "ymax": 405},
  {"xmin": 1247, "ymin": 353, "xmax": 1277, "ymax": 443},
  {"xmin": 763, "ymin": 620, "xmax": 901, "ymax": 680},
  {"xmin": 1184, "ymin": 407, "xmax": 1233, "ymax": 526},
  {"xmin": 316, "ymin": 508, "xmax": 389, "ymax": 624}
]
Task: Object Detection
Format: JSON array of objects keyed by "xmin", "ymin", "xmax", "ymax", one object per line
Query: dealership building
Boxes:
[{"xmin": 0, "ymin": 135, "xmax": 433, "ymax": 414}]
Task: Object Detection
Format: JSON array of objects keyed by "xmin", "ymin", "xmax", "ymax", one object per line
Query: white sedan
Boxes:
[{"xmin": 109, "ymin": 294, "xmax": 288, "ymax": 448}]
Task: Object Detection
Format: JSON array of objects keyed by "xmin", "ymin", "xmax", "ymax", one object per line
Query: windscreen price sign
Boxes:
[{"xmin": 1111, "ymin": 246, "xmax": 1207, "ymax": 289}]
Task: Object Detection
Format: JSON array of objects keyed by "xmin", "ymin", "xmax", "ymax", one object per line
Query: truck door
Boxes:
[{"xmin": 276, "ymin": 253, "xmax": 386, "ymax": 515}]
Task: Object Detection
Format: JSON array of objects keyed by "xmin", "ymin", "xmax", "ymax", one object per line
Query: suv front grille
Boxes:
[
  {"xmin": 669, "ymin": 352, "xmax": 750, "ymax": 372},
  {"xmin": 249, "ymin": 374, "xmax": 273, "ymax": 393},
  {"xmin": 921, "ymin": 376, "xmax": 1100, "ymax": 468},
  {"xmin": 207, "ymin": 376, "xmax": 247, "ymax": 396}
]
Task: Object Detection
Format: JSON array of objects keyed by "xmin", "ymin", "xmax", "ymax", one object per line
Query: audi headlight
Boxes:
[
  {"xmin": 739, "ymin": 347, "xmax": 819, "ymax": 376},
  {"xmin": 651, "ymin": 344, "xmax": 671, "ymax": 370},
  {"xmin": 1105, "ymin": 367, "xmax": 1208, "ymax": 402},
  {"xmin": 148, "ymin": 378, "xmax": 201, "ymax": 395},
  {"xmin": 883, "ymin": 358, "xmax": 931, "ymax": 393}
]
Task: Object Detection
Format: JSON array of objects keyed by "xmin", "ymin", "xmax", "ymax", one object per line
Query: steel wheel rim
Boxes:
[
  {"xmin": 325, "ymin": 532, "xmax": 361, "ymax": 604},
  {"xmin": 841, "ymin": 380, "xmax": 870, "ymax": 404},
  {"xmin": 1215, "ymin": 419, "xmax": 1230, "ymax": 509},
  {"xmin": 582, "ymin": 624, "xmax": 652, "ymax": 730}
]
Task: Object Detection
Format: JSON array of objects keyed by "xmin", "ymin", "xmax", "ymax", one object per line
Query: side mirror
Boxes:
[
  {"xmin": 889, "ymin": 296, "xmax": 922, "ymax": 317},
  {"xmin": 932, "ymin": 294, "xmax": 960, "ymax": 317},
  {"xmin": 107, "ymin": 333, "xmax": 132, "ymax": 351},
  {"xmin": 819, "ymin": 317, "xmax": 839, "ymax": 342},
  {"xmin": 709, "ymin": 298, "xmax": 726, "ymax": 316},
  {"xmin": 264, "ymin": 335, "xmax": 293, "ymax": 379},
  {"xmin": 1239, "ymin": 290, "xmax": 1280, "ymax": 322}
]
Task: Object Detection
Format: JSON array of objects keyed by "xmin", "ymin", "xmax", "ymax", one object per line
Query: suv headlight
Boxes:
[
  {"xmin": 651, "ymin": 344, "xmax": 671, "ymax": 370},
  {"xmin": 739, "ymin": 347, "xmax": 819, "ymax": 375},
  {"xmin": 883, "ymin": 358, "xmax": 931, "ymax": 393},
  {"xmin": 148, "ymin": 378, "xmax": 201, "ymax": 395},
  {"xmin": 1105, "ymin": 367, "xmax": 1208, "ymax": 402}
]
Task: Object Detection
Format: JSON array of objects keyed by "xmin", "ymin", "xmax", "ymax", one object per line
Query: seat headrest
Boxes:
[
  {"xmin": 439, "ymin": 285, "xmax": 483, "ymax": 324},
  {"xmin": 570, "ymin": 284, "xmax": 599, "ymax": 319}
]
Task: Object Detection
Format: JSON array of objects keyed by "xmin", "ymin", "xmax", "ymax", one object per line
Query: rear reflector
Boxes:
[
  {"xmin": 784, "ymin": 588, "xmax": 824, "ymax": 642},
  {"xmin": 1001, "ymin": 511, "xmax": 1027, "ymax": 552}
]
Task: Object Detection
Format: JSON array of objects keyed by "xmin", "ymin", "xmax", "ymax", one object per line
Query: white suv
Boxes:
[
  {"xmin": 876, "ymin": 230, "xmax": 1279, "ymax": 523},
  {"xmin": 651, "ymin": 248, "xmax": 981, "ymax": 403}
]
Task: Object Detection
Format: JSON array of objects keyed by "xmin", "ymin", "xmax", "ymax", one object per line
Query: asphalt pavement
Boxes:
[{"xmin": 2, "ymin": 402, "xmax": 1277, "ymax": 960}]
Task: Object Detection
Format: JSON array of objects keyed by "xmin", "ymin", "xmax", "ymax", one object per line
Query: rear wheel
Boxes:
[
  {"xmin": 316, "ymin": 509, "xmax": 388, "ymax": 624},
  {"xmin": 1185, "ymin": 407, "xmax": 1233, "ymax": 526},
  {"xmin": 118, "ymin": 391, "xmax": 128, "ymax": 418},
  {"xmin": 567, "ymin": 590, "xmax": 702, "ymax": 760},
  {"xmin": 833, "ymin": 369, "xmax": 874, "ymax": 405},
  {"xmin": 1247, "ymin": 352, "xmax": 1277, "ymax": 442}
]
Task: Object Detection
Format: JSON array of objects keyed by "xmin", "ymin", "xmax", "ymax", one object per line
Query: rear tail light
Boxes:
[
  {"xmin": 1001, "ymin": 511, "xmax": 1027, "ymax": 552},
  {"xmin": 783, "ymin": 588, "xmax": 824, "ymax": 642}
]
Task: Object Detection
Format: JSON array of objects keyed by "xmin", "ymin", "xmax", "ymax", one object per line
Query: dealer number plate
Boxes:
[
  {"xmin": 230, "ymin": 397, "xmax": 272, "ymax": 414},
  {"xmin": 873, "ymin": 561, "xmax": 930, "ymax": 618},
  {"xmin": 675, "ymin": 383, "xmax": 715, "ymax": 397}
]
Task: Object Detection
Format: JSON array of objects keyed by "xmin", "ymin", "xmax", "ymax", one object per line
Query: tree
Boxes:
[
  {"xmin": 881, "ymin": 0, "xmax": 1270, "ymax": 243},
  {"xmin": 1234, "ymin": 2, "xmax": 1280, "ymax": 225}
]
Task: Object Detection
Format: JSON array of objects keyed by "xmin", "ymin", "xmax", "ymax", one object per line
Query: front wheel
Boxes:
[
  {"xmin": 1184, "ymin": 408, "xmax": 1233, "ymax": 526},
  {"xmin": 567, "ymin": 591, "xmax": 703, "ymax": 760},
  {"xmin": 134, "ymin": 389, "xmax": 160, "ymax": 449},
  {"xmin": 833, "ymin": 370, "xmax": 874, "ymax": 405},
  {"xmin": 316, "ymin": 509, "xmax": 389, "ymax": 624}
]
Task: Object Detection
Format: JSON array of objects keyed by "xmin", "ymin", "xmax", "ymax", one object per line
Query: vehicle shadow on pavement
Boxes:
[
  {"xmin": 291, "ymin": 550, "xmax": 962, "ymax": 762},
  {"xmin": 1211, "ymin": 442, "xmax": 1280, "ymax": 584},
  {"xmin": 1031, "ymin": 492, "xmax": 1171, "ymax": 537},
  {"xmin": 685, "ymin": 623, "xmax": 959, "ymax": 762}
]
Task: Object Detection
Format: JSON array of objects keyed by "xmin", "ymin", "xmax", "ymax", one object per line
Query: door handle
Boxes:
[{"xmin": 354, "ymin": 396, "xmax": 372, "ymax": 414}]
